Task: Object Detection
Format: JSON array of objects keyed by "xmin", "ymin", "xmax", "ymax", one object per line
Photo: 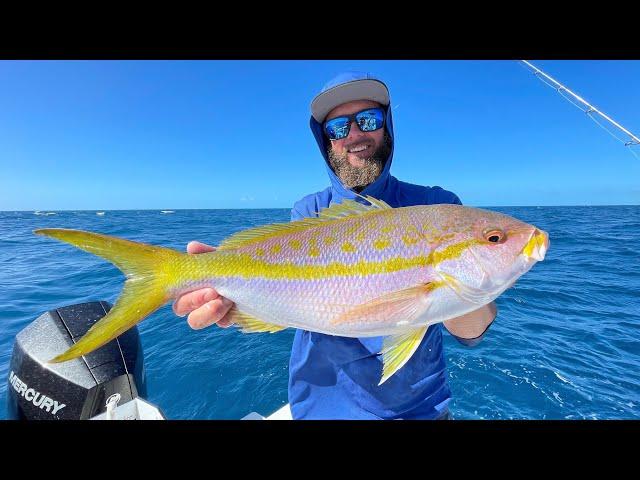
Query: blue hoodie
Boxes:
[{"xmin": 288, "ymin": 72, "xmax": 467, "ymax": 420}]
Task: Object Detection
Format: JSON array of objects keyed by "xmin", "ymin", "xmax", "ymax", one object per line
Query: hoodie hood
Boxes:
[{"xmin": 309, "ymin": 71, "xmax": 396, "ymax": 203}]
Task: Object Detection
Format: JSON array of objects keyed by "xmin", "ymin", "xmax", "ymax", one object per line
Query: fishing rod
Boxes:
[{"xmin": 519, "ymin": 60, "xmax": 640, "ymax": 160}]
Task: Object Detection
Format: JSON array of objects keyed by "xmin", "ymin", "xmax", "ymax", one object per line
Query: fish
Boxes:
[{"xmin": 34, "ymin": 196, "xmax": 549, "ymax": 385}]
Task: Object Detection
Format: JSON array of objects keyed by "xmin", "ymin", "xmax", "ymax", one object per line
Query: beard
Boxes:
[{"xmin": 327, "ymin": 131, "xmax": 392, "ymax": 192}]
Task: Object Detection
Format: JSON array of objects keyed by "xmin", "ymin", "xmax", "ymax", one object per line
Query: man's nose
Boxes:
[{"xmin": 346, "ymin": 120, "xmax": 365, "ymax": 141}]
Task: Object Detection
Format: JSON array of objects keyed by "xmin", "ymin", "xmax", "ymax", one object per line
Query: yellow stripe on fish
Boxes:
[{"xmin": 191, "ymin": 238, "xmax": 479, "ymax": 281}]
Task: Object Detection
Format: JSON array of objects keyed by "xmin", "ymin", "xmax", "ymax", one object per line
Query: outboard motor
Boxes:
[{"xmin": 6, "ymin": 301, "xmax": 164, "ymax": 420}]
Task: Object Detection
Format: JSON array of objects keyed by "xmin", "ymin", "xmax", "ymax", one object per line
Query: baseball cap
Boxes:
[{"xmin": 311, "ymin": 71, "xmax": 390, "ymax": 123}]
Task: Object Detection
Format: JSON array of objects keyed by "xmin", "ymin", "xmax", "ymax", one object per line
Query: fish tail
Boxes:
[{"xmin": 34, "ymin": 228, "xmax": 184, "ymax": 363}]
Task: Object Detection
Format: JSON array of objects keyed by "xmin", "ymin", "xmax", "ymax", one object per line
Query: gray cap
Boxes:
[{"xmin": 311, "ymin": 74, "xmax": 390, "ymax": 123}]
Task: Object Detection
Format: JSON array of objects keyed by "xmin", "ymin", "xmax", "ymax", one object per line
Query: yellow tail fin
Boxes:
[{"xmin": 34, "ymin": 228, "xmax": 183, "ymax": 363}]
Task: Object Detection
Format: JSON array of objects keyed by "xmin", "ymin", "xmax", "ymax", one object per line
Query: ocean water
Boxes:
[{"xmin": 0, "ymin": 206, "xmax": 638, "ymax": 420}]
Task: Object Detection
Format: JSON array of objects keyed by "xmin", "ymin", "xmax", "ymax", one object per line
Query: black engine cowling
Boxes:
[{"xmin": 6, "ymin": 301, "xmax": 146, "ymax": 420}]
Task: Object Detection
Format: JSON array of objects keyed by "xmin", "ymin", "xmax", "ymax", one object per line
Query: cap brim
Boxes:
[{"xmin": 311, "ymin": 79, "xmax": 390, "ymax": 123}]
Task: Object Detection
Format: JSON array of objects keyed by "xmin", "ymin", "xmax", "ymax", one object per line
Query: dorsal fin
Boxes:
[
  {"xmin": 353, "ymin": 192, "xmax": 393, "ymax": 210},
  {"xmin": 316, "ymin": 194, "xmax": 392, "ymax": 219},
  {"xmin": 217, "ymin": 195, "xmax": 392, "ymax": 250}
]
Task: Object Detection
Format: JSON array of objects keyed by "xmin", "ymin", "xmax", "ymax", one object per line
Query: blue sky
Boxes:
[{"xmin": 1, "ymin": 60, "xmax": 638, "ymax": 210}]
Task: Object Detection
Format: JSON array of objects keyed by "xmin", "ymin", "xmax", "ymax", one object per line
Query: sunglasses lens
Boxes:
[
  {"xmin": 325, "ymin": 117, "xmax": 350, "ymax": 140},
  {"xmin": 355, "ymin": 108, "xmax": 385, "ymax": 132},
  {"xmin": 324, "ymin": 108, "xmax": 385, "ymax": 140}
]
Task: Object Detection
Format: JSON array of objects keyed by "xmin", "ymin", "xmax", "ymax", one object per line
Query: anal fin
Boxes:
[{"xmin": 227, "ymin": 306, "xmax": 287, "ymax": 333}]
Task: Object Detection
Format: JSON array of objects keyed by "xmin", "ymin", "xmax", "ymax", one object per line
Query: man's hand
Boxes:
[
  {"xmin": 443, "ymin": 302, "xmax": 497, "ymax": 340},
  {"xmin": 172, "ymin": 241, "xmax": 235, "ymax": 329}
]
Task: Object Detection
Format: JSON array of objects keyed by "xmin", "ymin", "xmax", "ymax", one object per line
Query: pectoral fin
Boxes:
[
  {"xmin": 227, "ymin": 306, "xmax": 286, "ymax": 333},
  {"xmin": 437, "ymin": 271, "xmax": 493, "ymax": 305},
  {"xmin": 330, "ymin": 283, "xmax": 440, "ymax": 327},
  {"xmin": 379, "ymin": 327, "xmax": 429, "ymax": 385}
]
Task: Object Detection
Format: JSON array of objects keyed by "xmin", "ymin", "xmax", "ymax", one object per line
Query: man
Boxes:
[{"xmin": 173, "ymin": 71, "xmax": 496, "ymax": 419}]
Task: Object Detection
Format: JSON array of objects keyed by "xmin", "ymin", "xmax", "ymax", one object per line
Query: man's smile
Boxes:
[{"xmin": 346, "ymin": 142, "xmax": 373, "ymax": 157}]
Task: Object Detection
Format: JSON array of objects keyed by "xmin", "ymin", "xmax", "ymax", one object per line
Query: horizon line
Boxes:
[{"xmin": 3, "ymin": 203, "xmax": 640, "ymax": 213}]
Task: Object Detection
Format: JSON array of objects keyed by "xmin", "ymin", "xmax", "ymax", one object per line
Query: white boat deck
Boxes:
[
  {"xmin": 90, "ymin": 392, "xmax": 291, "ymax": 420},
  {"xmin": 90, "ymin": 396, "xmax": 166, "ymax": 420},
  {"xmin": 241, "ymin": 404, "xmax": 292, "ymax": 420}
]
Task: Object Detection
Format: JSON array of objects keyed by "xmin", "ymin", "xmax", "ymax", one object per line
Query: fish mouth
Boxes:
[{"xmin": 521, "ymin": 228, "xmax": 549, "ymax": 261}]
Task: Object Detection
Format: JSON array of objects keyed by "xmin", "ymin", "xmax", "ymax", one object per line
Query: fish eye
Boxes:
[{"xmin": 483, "ymin": 228, "xmax": 507, "ymax": 244}]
